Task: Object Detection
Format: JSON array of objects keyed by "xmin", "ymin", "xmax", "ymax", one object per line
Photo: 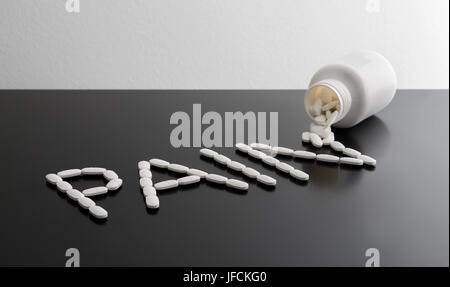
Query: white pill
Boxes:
[
  {"xmin": 177, "ymin": 175, "xmax": 201, "ymax": 185},
  {"xmin": 187, "ymin": 168, "xmax": 208, "ymax": 178},
  {"xmin": 66, "ymin": 189, "xmax": 84, "ymax": 201},
  {"xmin": 242, "ymin": 167, "xmax": 260, "ymax": 178},
  {"xmin": 103, "ymin": 170, "xmax": 119, "ymax": 180},
  {"xmin": 301, "ymin": 131, "xmax": 311, "ymax": 143},
  {"xmin": 140, "ymin": 177, "xmax": 153, "ymax": 188},
  {"xmin": 275, "ymin": 162, "xmax": 294, "ymax": 173},
  {"xmin": 235, "ymin": 143, "xmax": 252, "ymax": 153},
  {"xmin": 322, "ymin": 132, "xmax": 335, "ymax": 145},
  {"xmin": 326, "ymin": 110, "xmax": 332, "ymax": 119},
  {"xmin": 256, "ymin": 174, "xmax": 277, "ymax": 186},
  {"xmin": 261, "ymin": 156, "xmax": 280, "ymax": 166},
  {"xmin": 272, "ymin": 146, "xmax": 294, "ymax": 156},
  {"xmin": 340, "ymin": 157, "xmax": 364, "ymax": 166},
  {"xmin": 168, "ymin": 163, "xmax": 189, "ymax": 173},
  {"xmin": 56, "ymin": 181, "xmax": 72, "ymax": 193},
  {"xmin": 154, "ymin": 179, "xmax": 179, "ymax": 190},
  {"xmin": 145, "ymin": 195, "xmax": 160, "ymax": 209},
  {"xmin": 139, "ymin": 169, "xmax": 152, "ymax": 178},
  {"xmin": 89, "ymin": 205, "xmax": 108, "ymax": 219},
  {"xmin": 81, "ymin": 167, "xmax": 106, "ymax": 175},
  {"xmin": 138, "ymin": 160, "xmax": 150, "ymax": 170},
  {"xmin": 310, "ymin": 123, "xmax": 332, "ymax": 138},
  {"xmin": 205, "ymin": 174, "xmax": 228, "ymax": 184},
  {"xmin": 330, "ymin": 141, "xmax": 345, "ymax": 152},
  {"xmin": 57, "ymin": 169, "xmax": 81, "ymax": 178},
  {"xmin": 200, "ymin": 148, "xmax": 218, "ymax": 158},
  {"xmin": 227, "ymin": 160, "xmax": 246, "ymax": 171},
  {"xmin": 213, "ymin": 154, "xmax": 231, "ymax": 165},
  {"xmin": 321, "ymin": 100, "xmax": 338, "ymax": 111},
  {"xmin": 78, "ymin": 196, "xmax": 96, "ymax": 209},
  {"xmin": 310, "ymin": 133, "xmax": 323, "ymax": 148},
  {"xmin": 358, "ymin": 154, "xmax": 377, "ymax": 166},
  {"xmin": 325, "ymin": 110, "xmax": 338, "ymax": 128},
  {"xmin": 312, "ymin": 99, "xmax": 323, "ymax": 116},
  {"xmin": 149, "ymin": 158, "xmax": 170, "ymax": 168},
  {"xmin": 45, "ymin": 173, "xmax": 62, "ymax": 185},
  {"xmin": 343, "ymin": 148, "xmax": 362, "ymax": 158},
  {"xmin": 106, "ymin": 178, "xmax": 123, "ymax": 190},
  {"xmin": 83, "ymin": 186, "xmax": 108, "ymax": 197},
  {"xmin": 316, "ymin": 154, "xmax": 340, "ymax": 163},
  {"xmin": 314, "ymin": 115, "xmax": 326, "ymax": 125},
  {"xmin": 250, "ymin": 143, "xmax": 271, "ymax": 151},
  {"xmin": 143, "ymin": 186, "xmax": 156, "ymax": 196},
  {"xmin": 293, "ymin": 150, "xmax": 316, "ymax": 160},
  {"xmin": 248, "ymin": 149, "xmax": 266, "ymax": 160},
  {"xmin": 225, "ymin": 179, "xmax": 249, "ymax": 190},
  {"xmin": 289, "ymin": 169, "xmax": 309, "ymax": 181}
]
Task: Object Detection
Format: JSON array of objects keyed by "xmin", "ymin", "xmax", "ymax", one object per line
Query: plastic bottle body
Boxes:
[{"xmin": 305, "ymin": 50, "xmax": 397, "ymax": 128}]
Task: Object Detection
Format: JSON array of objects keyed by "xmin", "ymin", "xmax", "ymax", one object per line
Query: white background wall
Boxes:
[{"xmin": 0, "ymin": 0, "xmax": 448, "ymax": 89}]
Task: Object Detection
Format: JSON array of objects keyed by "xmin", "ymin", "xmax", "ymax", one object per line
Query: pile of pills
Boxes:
[
  {"xmin": 45, "ymin": 167, "xmax": 123, "ymax": 219},
  {"xmin": 138, "ymin": 158, "xmax": 250, "ymax": 209},
  {"xmin": 200, "ymin": 148, "xmax": 277, "ymax": 186},
  {"xmin": 236, "ymin": 143, "xmax": 310, "ymax": 181}
]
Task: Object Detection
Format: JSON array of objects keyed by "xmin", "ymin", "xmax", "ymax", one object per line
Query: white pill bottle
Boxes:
[{"xmin": 304, "ymin": 50, "xmax": 397, "ymax": 128}]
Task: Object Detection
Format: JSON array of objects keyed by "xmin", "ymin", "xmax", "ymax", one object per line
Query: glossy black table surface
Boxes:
[{"xmin": 0, "ymin": 90, "xmax": 448, "ymax": 266}]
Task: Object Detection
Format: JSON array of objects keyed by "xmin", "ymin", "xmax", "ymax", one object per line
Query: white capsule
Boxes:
[
  {"xmin": 227, "ymin": 160, "xmax": 246, "ymax": 171},
  {"xmin": 340, "ymin": 157, "xmax": 364, "ymax": 166},
  {"xmin": 343, "ymin": 148, "xmax": 362, "ymax": 158},
  {"xmin": 248, "ymin": 149, "xmax": 266, "ymax": 160},
  {"xmin": 275, "ymin": 162, "xmax": 295, "ymax": 173},
  {"xmin": 168, "ymin": 163, "xmax": 189, "ymax": 173},
  {"xmin": 45, "ymin": 173, "xmax": 62, "ymax": 185},
  {"xmin": 138, "ymin": 160, "xmax": 150, "ymax": 170},
  {"xmin": 139, "ymin": 169, "xmax": 152, "ymax": 178},
  {"xmin": 143, "ymin": 186, "xmax": 156, "ymax": 197},
  {"xmin": 66, "ymin": 189, "xmax": 84, "ymax": 201},
  {"xmin": 325, "ymin": 110, "xmax": 338, "ymax": 128},
  {"xmin": 89, "ymin": 205, "xmax": 108, "ymax": 219},
  {"xmin": 225, "ymin": 179, "xmax": 249, "ymax": 190},
  {"xmin": 256, "ymin": 174, "xmax": 277, "ymax": 186},
  {"xmin": 330, "ymin": 141, "xmax": 345, "ymax": 152},
  {"xmin": 106, "ymin": 178, "xmax": 123, "ymax": 190},
  {"xmin": 310, "ymin": 133, "xmax": 323, "ymax": 148},
  {"xmin": 187, "ymin": 168, "xmax": 208, "ymax": 178},
  {"xmin": 316, "ymin": 154, "xmax": 340, "ymax": 163},
  {"xmin": 261, "ymin": 156, "xmax": 280, "ymax": 166},
  {"xmin": 56, "ymin": 181, "xmax": 72, "ymax": 193},
  {"xmin": 358, "ymin": 154, "xmax": 377, "ymax": 166},
  {"xmin": 213, "ymin": 154, "xmax": 231, "ymax": 165},
  {"xmin": 301, "ymin": 131, "xmax": 311, "ymax": 143},
  {"xmin": 312, "ymin": 99, "xmax": 323, "ymax": 116},
  {"xmin": 272, "ymin": 146, "xmax": 294, "ymax": 156},
  {"xmin": 325, "ymin": 110, "xmax": 332, "ymax": 119},
  {"xmin": 57, "ymin": 169, "xmax": 81, "ymax": 178},
  {"xmin": 149, "ymin": 158, "xmax": 170, "ymax": 168},
  {"xmin": 293, "ymin": 150, "xmax": 316, "ymax": 160},
  {"xmin": 200, "ymin": 148, "xmax": 218, "ymax": 158},
  {"xmin": 205, "ymin": 174, "xmax": 228, "ymax": 184},
  {"xmin": 103, "ymin": 170, "xmax": 118, "ymax": 180},
  {"xmin": 139, "ymin": 177, "xmax": 153, "ymax": 188},
  {"xmin": 321, "ymin": 100, "xmax": 338, "ymax": 111},
  {"xmin": 146, "ymin": 195, "xmax": 160, "ymax": 209},
  {"xmin": 310, "ymin": 123, "xmax": 332, "ymax": 138},
  {"xmin": 81, "ymin": 167, "xmax": 106, "ymax": 175},
  {"xmin": 289, "ymin": 169, "xmax": 309, "ymax": 181},
  {"xmin": 78, "ymin": 196, "xmax": 96, "ymax": 209},
  {"xmin": 154, "ymin": 179, "xmax": 179, "ymax": 190},
  {"xmin": 242, "ymin": 167, "xmax": 260, "ymax": 178},
  {"xmin": 314, "ymin": 115, "xmax": 326, "ymax": 125},
  {"xmin": 177, "ymin": 175, "xmax": 201, "ymax": 185},
  {"xmin": 83, "ymin": 186, "xmax": 108, "ymax": 197},
  {"xmin": 235, "ymin": 143, "xmax": 252, "ymax": 153},
  {"xmin": 322, "ymin": 132, "xmax": 335, "ymax": 145},
  {"xmin": 250, "ymin": 143, "xmax": 271, "ymax": 151}
]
